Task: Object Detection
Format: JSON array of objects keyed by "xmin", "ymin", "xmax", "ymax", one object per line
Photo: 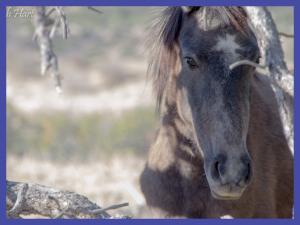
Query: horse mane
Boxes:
[{"xmin": 147, "ymin": 7, "xmax": 250, "ymax": 109}]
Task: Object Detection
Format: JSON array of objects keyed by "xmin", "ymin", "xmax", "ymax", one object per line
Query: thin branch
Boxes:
[
  {"xmin": 46, "ymin": 8, "xmax": 56, "ymax": 17},
  {"xmin": 55, "ymin": 7, "xmax": 69, "ymax": 39},
  {"xmin": 87, "ymin": 7, "xmax": 103, "ymax": 15},
  {"xmin": 91, "ymin": 203, "xmax": 129, "ymax": 215},
  {"xmin": 278, "ymin": 32, "xmax": 294, "ymax": 38},
  {"xmin": 229, "ymin": 60, "xmax": 266, "ymax": 70},
  {"xmin": 7, "ymin": 183, "xmax": 28, "ymax": 218}
]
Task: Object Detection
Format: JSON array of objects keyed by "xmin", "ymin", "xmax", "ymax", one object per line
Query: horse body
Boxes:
[{"xmin": 140, "ymin": 7, "xmax": 293, "ymax": 218}]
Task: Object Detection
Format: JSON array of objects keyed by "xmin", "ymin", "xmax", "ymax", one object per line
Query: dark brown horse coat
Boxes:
[{"xmin": 140, "ymin": 7, "xmax": 293, "ymax": 218}]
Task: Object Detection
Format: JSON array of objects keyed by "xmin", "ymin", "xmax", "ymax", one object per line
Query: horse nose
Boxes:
[
  {"xmin": 210, "ymin": 153, "xmax": 252, "ymax": 186},
  {"xmin": 239, "ymin": 154, "xmax": 252, "ymax": 185}
]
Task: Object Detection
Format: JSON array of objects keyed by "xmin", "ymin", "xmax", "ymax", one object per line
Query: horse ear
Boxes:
[{"xmin": 181, "ymin": 6, "xmax": 201, "ymax": 14}]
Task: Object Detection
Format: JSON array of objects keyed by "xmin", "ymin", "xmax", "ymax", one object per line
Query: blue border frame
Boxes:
[
  {"xmin": 0, "ymin": 0, "xmax": 297, "ymax": 6},
  {"xmin": 1, "ymin": 0, "xmax": 298, "ymax": 225}
]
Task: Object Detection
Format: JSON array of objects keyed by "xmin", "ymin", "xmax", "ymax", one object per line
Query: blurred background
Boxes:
[{"xmin": 6, "ymin": 7, "xmax": 294, "ymax": 218}]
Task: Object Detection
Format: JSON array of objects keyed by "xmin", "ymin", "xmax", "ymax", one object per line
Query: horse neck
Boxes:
[{"xmin": 159, "ymin": 77, "xmax": 203, "ymax": 163}]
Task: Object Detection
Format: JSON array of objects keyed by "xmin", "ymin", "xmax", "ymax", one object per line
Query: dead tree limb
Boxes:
[
  {"xmin": 32, "ymin": 7, "xmax": 103, "ymax": 93},
  {"xmin": 244, "ymin": 7, "xmax": 294, "ymax": 153},
  {"xmin": 6, "ymin": 180, "xmax": 129, "ymax": 219},
  {"xmin": 33, "ymin": 7, "xmax": 69, "ymax": 94},
  {"xmin": 55, "ymin": 7, "xmax": 69, "ymax": 40}
]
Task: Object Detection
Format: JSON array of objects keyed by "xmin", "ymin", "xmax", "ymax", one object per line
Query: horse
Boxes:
[{"xmin": 139, "ymin": 6, "xmax": 293, "ymax": 218}]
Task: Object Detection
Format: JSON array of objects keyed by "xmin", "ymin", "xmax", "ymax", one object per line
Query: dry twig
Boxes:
[
  {"xmin": 33, "ymin": 6, "xmax": 103, "ymax": 93},
  {"xmin": 278, "ymin": 32, "xmax": 294, "ymax": 38},
  {"xmin": 87, "ymin": 7, "xmax": 103, "ymax": 15},
  {"xmin": 91, "ymin": 203, "xmax": 129, "ymax": 215},
  {"xmin": 229, "ymin": 60, "xmax": 266, "ymax": 71},
  {"xmin": 55, "ymin": 7, "xmax": 69, "ymax": 39},
  {"xmin": 33, "ymin": 7, "xmax": 70, "ymax": 94}
]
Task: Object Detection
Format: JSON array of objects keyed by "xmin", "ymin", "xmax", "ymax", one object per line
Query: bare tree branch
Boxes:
[
  {"xmin": 33, "ymin": 7, "xmax": 104, "ymax": 94},
  {"xmin": 245, "ymin": 7, "xmax": 294, "ymax": 153},
  {"xmin": 33, "ymin": 7, "xmax": 69, "ymax": 94},
  {"xmin": 91, "ymin": 203, "xmax": 129, "ymax": 215},
  {"xmin": 55, "ymin": 7, "xmax": 69, "ymax": 40},
  {"xmin": 87, "ymin": 7, "xmax": 103, "ymax": 15},
  {"xmin": 278, "ymin": 32, "xmax": 294, "ymax": 38},
  {"xmin": 6, "ymin": 180, "xmax": 129, "ymax": 219},
  {"xmin": 46, "ymin": 7, "xmax": 56, "ymax": 17},
  {"xmin": 229, "ymin": 59, "xmax": 267, "ymax": 71}
]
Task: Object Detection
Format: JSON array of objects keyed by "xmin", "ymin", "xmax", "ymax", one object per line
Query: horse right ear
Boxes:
[{"xmin": 181, "ymin": 6, "xmax": 201, "ymax": 14}]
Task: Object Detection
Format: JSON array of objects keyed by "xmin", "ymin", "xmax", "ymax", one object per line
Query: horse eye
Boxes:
[{"xmin": 184, "ymin": 57, "xmax": 199, "ymax": 69}]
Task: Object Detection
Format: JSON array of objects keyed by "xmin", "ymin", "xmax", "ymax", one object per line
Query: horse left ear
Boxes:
[{"xmin": 181, "ymin": 6, "xmax": 201, "ymax": 14}]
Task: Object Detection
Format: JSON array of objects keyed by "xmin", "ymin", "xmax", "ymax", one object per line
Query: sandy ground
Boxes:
[{"xmin": 7, "ymin": 154, "xmax": 152, "ymax": 218}]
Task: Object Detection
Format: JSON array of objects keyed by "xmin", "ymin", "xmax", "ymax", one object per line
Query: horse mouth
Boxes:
[{"xmin": 211, "ymin": 189, "xmax": 243, "ymax": 200}]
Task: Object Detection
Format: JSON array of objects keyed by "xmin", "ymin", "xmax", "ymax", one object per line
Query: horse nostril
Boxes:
[
  {"xmin": 211, "ymin": 154, "xmax": 226, "ymax": 181},
  {"xmin": 214, "ymin": 160, "xmax": 221, "ymax": 179},
  {"xmin": 240, "ymin": 155, "xmax": 252, "ymax": 185},
  {"xmin": 244, "ymin": 162, "xmax": 252, "ymax": 184}
]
